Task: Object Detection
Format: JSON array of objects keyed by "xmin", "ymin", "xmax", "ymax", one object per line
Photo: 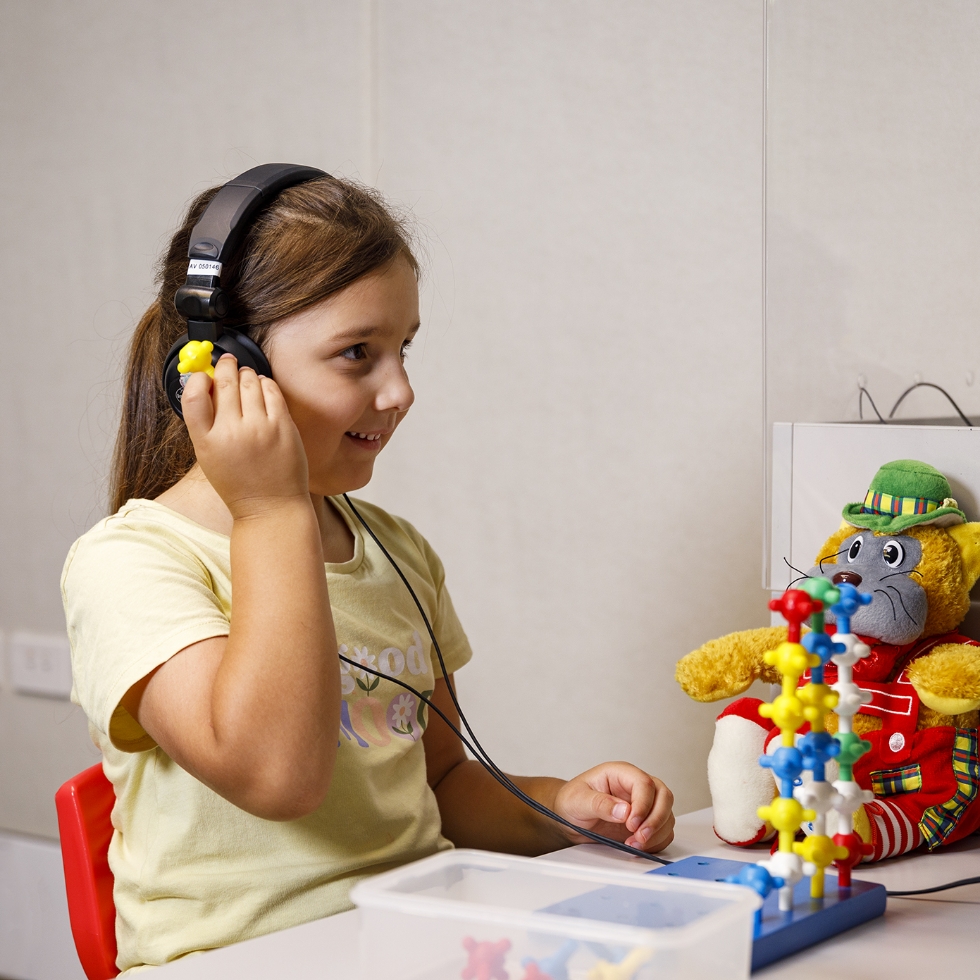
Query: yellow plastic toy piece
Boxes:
[
  {"xmin": 793, "ymin": 835, "xmax": 850, "ymax": 898},
  {"xmin": 763, "ymin": 641, "xmax": 819, "ymax": 684},
  {"xmin": 758, "ymin": 796, "xmax": 816, "ymax": 853},
  {"xmin": 758, "ymin": 693, "xmax": 806, "ymax": 738},
  {"xmin": 588, "ymin": 947, "xmax": 653, "ymax": 980},
  {"xmin": 177, "ymin": 340, "xmax": 215, "ymax": 378},
  {"xmin": 758, "ymin": 795, "xmax": 815, "ymax": 832},
  {"xmin": 797, "ymin": 682, "xmax": 839, "ymax": 731}
]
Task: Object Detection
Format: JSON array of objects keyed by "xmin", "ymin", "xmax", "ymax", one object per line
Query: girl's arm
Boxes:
[
  {"xmin": 424, "ymin": 677, "xmax": 674, "ymax": 855},
  {"xmin": 121, "ymin": 357, "xmax": 339, "ymax": 821}
]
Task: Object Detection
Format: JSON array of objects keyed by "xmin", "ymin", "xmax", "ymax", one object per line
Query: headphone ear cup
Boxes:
[
  {"xmin": 161, "ymin": 330, "xmax": 272, "ymax": 419},
  {"xmin": 162, "ymin": 333, "xmax": 191, "ymax": 418},
  {"xmin": 214, "ymin": 329, "xmax": 272, "ymax": 378}
]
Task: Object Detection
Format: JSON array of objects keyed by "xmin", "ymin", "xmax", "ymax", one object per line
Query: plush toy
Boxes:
[{"xmin": 677, "ymin": 460, "xmax": 980, "ymax": 862}]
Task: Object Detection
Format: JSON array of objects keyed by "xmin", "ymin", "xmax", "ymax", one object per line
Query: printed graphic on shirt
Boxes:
[{"xmin": 337, "ymin": 631, "xmax": 435, "ymax": 747}]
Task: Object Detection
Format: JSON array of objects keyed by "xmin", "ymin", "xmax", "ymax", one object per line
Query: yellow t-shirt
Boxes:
[{"xmin": 61, "ymin": 496, "xmax": 472, "ymax": 974}]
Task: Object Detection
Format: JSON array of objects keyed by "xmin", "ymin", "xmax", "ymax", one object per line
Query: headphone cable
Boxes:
[
  {"xmin": 885, "ymin": 875, "xmax": 980, "ymax": 897},
  {"xmin": 339, "ymin": 496, "xmax": 980, "ymax": 892},
  {"xmin": 340, "ymin": 493, "xmax": 671, "ymax": 866},
  {"xmin": 338, "ymin": 652, "xmax": 669, "ymax": 865}
]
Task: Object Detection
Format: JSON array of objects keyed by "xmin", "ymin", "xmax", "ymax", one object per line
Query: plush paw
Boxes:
[
  {"xmin": 708, "ymin": 699, "xmax": 778, "ymax": 845},
  {"xmin": 676, "ymin": 627, "xmax": 786, "ymax": 702}
]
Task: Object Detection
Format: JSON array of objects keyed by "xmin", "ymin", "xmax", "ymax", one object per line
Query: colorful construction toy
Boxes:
[
  {"xmin": 520, "ymin": 939, "xmax": 577, "ymax": 980},
  {"xmin": 461, "ymin": 937, "xmax": 511, "ymax": 980},
  {"xmin": 749, "ymin": 581, "xmax": 880, "ymax": 902},
  {"xmin": 587, "ymin": 947, "xmax": 652, "ymax": 980}
]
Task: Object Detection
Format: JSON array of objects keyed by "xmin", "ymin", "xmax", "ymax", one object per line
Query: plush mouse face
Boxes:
[
  {"xmin": 806, "ymin": 530, "xmax": 925, "ymax": 644},
  {"xmin": 808, "ymin": 522, "xmax": 977, "ymax": 644}
]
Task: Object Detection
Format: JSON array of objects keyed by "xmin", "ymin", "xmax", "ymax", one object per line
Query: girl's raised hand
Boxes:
[
  {"xmin": 181, "ymin": 354, "xmax": 310, "ymax": 519},
  {"xmin": 553, "ymin": 762, "xmax": 675, "ymax": 852}
]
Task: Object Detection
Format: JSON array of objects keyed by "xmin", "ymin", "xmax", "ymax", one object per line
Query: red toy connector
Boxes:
[
  {"xmin": 832, "ymin": 831, "xmax": 873, "ymax": 888},
  {"xmin": 769, "ymin": 589, "xmax": 823, "ymax": 643}
]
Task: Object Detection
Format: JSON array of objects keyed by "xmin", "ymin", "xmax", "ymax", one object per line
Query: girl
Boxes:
[{"xmin": 62, "ymin": 172, "xmax": 674, "ymax": 973}]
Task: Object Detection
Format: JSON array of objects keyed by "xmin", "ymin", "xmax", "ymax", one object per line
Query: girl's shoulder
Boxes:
[
  {"xmin": 62, "ymin": 498, "xmax": 228, "ymax": 592},
  {"xmin": 71, "ymin": 497, "xmax": 226, "ymax": 547}
]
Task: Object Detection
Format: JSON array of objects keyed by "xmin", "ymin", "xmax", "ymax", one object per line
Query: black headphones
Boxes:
[{"xmin": 163, "ymin": 163, "xmax": 329, "ymax": 417}]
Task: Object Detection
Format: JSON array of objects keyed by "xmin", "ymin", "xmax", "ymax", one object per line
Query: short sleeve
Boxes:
[{"xmin": 61, "ymin": 519, "xmax": 230, "ymax": 752}]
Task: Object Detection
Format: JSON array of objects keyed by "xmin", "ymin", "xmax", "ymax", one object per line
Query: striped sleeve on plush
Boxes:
[{"xmin": 865, "ymin": 799, "xmax": 923, "ymax": 861}]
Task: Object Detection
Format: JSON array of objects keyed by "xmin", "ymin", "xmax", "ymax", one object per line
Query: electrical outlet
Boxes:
[{"xmin": 6, "ymin": 631, "xmax": 73, "ymax": 699}]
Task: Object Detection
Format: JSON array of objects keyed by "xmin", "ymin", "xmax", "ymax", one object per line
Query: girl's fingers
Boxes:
[
  {"xmin": 559, "ymin": 780, "xmax": 630, "ymax": 825},
  {"xmin": 625, "ymin": 780, "xmax": 675, "ymax": 851},
  {"xmin": 259, "ymin": 375, "xmax": 290, "ymax": 419},
  {"xmin": 558, "ymin": 764, "xmax": 676, "ymax": 852},
  {"xmin": 180, "ymin": 371, "xmax": 215, "ymax": 438},
  {"xmin": 211, "ymin": 354, "xmax": 242, "ymax": 419},
  {"xmin": 238, "ymin": 366, "xmax": 267, "ymax": 416}
]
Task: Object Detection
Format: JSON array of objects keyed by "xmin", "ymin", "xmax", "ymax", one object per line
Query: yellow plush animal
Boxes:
[{"xmin": 677, "ymin": 460, "xmax": 980, "ymax": 861}]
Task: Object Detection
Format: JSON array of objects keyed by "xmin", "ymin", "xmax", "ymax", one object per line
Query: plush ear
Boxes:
[{"xmin": 947, "ymin": 522, "xmax": 980, "ymax": 591}]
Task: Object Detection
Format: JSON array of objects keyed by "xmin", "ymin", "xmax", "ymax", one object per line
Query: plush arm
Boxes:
[
  {"xmin": 675, "ymin": 626, "xmax": 787, "ymax": 702},
  {"xmin": 907, "ymin": 643, "xmax": 980, "ymax": 715}
]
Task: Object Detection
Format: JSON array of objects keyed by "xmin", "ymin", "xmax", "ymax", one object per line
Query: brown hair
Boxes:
[{"xmin": 109, "ymin": 176, "xmax": 417, "ymax": 512}]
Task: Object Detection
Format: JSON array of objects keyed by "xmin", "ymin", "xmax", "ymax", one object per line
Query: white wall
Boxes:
[
  {"xmin": 766, "ymin": 0, "xmax": 980, "ymax": 427},
  {"xmin": 0, "ymin": 0, "xmax": 768, "ymax": 850}
]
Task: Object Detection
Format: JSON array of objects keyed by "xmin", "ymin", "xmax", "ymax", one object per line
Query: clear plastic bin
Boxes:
[{"xmin": 350, "ymin": 849, "xmax": 760, "ymax": 980}]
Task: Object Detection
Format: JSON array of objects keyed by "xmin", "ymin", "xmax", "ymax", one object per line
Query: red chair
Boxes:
[{"xmin": 55, "ymin": 763, "xmax": 119, "ymax": 980}]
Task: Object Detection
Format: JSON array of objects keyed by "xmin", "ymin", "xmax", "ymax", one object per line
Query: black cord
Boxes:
[
  {"xmin": 339, "ymin": 495, "xmax": 980, "ymax": 892},
  {"xmin": 858, "ymin": 386, "xmax": 887, "ymax": 423},
  {"xmin": 339, "ymin": 654, "xmax": 669, "ymax": 865},
  {"xmin": 886, "ymin": 875, "xmax": 980, "ymax": 897},
  {"xmin": 340, "ymin": 493, "xmax": 671, "ymax": 866},
  {"xmin": 888, "ymin": 381, "xmax": 973, "ymax": 427}
]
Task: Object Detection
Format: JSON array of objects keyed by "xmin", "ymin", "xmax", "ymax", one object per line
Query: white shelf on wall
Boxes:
[{"xmin": 769, "ymin": 421, "xmax": 980, "ymax": 637}]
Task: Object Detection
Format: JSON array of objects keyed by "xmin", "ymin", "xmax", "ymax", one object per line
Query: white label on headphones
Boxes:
[{"xmin": 187, "ymin": 259, "xmax": 222, "ymax": 277}]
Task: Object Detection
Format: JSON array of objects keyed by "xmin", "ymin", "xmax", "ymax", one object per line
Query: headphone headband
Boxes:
[
  {"xmin": 187, "ymin": 163, "xmax": 328, "ymax": 265},
  {"xmin": 165, "ymin": 163, "xmax": 328, "ymax": 416},
  {"xmin": 175, "ymin": 163, "xmax": 328, "ymax": 339}
]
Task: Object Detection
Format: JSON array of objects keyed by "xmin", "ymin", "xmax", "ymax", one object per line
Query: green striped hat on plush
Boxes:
[{"xmin": 842, "ymin": 460, "xmax": 965, "ymax": 533}]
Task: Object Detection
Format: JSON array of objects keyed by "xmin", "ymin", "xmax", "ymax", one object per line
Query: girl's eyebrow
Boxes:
[{"xmin": 330, "ymin": 322, "xmax": 421, "ymax": 346}]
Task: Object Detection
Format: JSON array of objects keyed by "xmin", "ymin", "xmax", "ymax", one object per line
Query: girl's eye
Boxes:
[
  {"xmin": 847, "ymin": 537, "xmax": 863, "ymax": 562},
  {"xmin": 882, "ymin": 540, "xmax": 905, "ymax": 568},
  {"xmin": 400, "ymin": 339, "xmax": 413, "ymax": 359},
  {"xmin": 340, "ymin": 344, "xmax": 367, "ymax": 361}
]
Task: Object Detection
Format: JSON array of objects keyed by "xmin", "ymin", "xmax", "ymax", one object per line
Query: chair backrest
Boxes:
[{"xmin": 55, "ymin": 763, "xmax": 119, "ymax": 980}]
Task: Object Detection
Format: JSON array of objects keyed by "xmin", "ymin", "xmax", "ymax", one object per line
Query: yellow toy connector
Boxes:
[
  {"xmin": 588, "ymin": 947, "xmax": 653, "ymax": 980},
  {"xmin": 758, "ymin": 796, "xmax": 816, "ymax": 853},
  {"xmin": 177, "ymin": 340, "xmax": 215, "ymax": 378},
  {"xmin": 797, "ymin": 683, "xmax": 839, "ymax": 731},
  {"xmin": 758, "ymin": 694, "xmax": 806, "ymax": 742},
  {"xmin": 793, "ymin": 835, "xmax": 850, "ymax": 898},
  {"xmin": 763, "ymin": 641, "xmax": 820, "ymax": 686}
]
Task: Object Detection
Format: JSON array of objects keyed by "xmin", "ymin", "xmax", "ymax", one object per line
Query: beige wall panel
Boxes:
[
  {"xmin": 364, "ymin": 1, "xmax": 768, "ymax": 813},
  {"xmin": 0, "ymin": 0, "xmax": 365, "ymax": 835}
]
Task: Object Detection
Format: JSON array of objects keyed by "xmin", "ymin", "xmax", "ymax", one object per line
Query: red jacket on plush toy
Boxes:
[{"xmin": 677, "ymin": 460, "xmax": 980, "ymax": 861}]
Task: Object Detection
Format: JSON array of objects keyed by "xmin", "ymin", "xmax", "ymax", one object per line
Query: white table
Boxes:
[{"xmin": 154, "ymin": 808, "xmax": 980, "ymax": 978}]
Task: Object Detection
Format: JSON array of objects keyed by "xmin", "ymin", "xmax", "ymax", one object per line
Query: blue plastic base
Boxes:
[{"xmin": 648, "ymin": 856, "xmax": 886, "ymax": 970}]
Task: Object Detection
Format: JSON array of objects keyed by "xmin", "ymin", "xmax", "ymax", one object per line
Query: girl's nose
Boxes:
[{"xmin": 375, "ymin": 360, "xmax": 415, "ymax": 414}]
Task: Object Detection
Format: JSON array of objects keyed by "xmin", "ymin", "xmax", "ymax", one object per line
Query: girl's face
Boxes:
[{"xmin": 266, "ymin": 255, "xmax": 419, "ymax": 496}]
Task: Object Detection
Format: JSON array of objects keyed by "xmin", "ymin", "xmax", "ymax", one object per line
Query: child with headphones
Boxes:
[{"xmin": 62, "ymin": 168, "xmax": 674, "ymax": 973}]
